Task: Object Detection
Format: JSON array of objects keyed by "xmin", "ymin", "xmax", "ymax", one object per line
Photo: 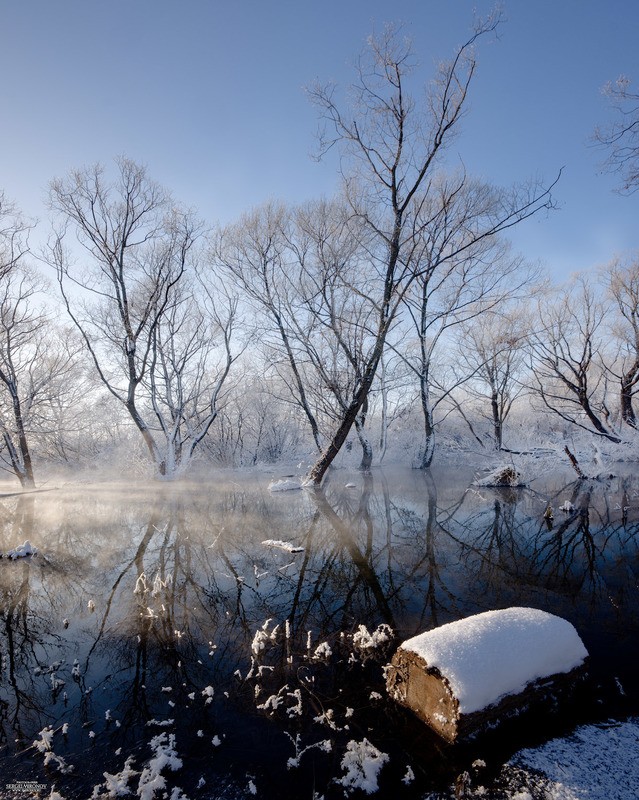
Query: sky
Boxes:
[{"xmin": 1, "ymin": 0, "xmax": 638, "ymax": 282}]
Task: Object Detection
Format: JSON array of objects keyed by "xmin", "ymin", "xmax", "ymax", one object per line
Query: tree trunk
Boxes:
[
  {"xmin": 418, "ymin": 415, "xmax": 436, "ymax": 470},
  {"xmin": 378, "ymin": 366, "xmax": 389, "ymax": 464},
  {"xmin": 306, "ymin": 397, "xmax": 366, "ymax": 485},
  {"xmin": 579, "ymin": 392, "xmax": 621, "ymax": 443},
  {"xmin": 11, "ymin": 395, "xmax": 35, "ymax": 488},
  {"xmin": 126, "ymin": 399, "xmax": 165, "ymax": 475},
  {"xmin": 305, "ymin": 336, "xmax": 386, "ymax": 484},
  {"xmin": 306, "ymin": 385, "xmax": 374, "ymax": 484},
  {"xmin": 2, "ymin": 431, "xmax": 33, "ymax": 488},
  {"xmin": 354, "ymin": 417, "xmax": 373, "ymax": 471},
  {"xmin": 491, "ymin": 391, "xmax": 503, "ymax": 450},
  {"xmin": 620, "ymin": 377, "xmax": 637, "ymax": 428},
  {"xmin": 417, "ymin": 373, "xmax": 435, "ymax": 470}
]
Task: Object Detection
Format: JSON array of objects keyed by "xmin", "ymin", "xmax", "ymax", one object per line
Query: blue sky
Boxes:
[{"xmin": 1, "ymin": 0, "xmax": 638, "ymax": 281}]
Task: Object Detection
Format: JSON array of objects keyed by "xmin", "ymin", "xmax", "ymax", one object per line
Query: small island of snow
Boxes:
[{"xmin": 5, "ymin": 540, "xmax": 38, "ymax": 559}]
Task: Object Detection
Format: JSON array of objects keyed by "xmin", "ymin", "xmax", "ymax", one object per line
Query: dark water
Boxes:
[{"xmin": 0, "ymin": 466, "xmax": 637, "ymax": 799}]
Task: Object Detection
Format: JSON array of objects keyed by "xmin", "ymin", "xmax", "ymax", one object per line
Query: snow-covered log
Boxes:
[
  {"xmin": 386, "ymin": 607, "xmax": 588, "ymax": 743},
  {"xmin": 474, "ymin": 465, "xmax": 526, "ymax": 488}
]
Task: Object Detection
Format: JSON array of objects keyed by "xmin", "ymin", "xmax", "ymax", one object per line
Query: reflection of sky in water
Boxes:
[{"xmin": 0, "ymin": 467, "xmax": 637, "ymax": 798}]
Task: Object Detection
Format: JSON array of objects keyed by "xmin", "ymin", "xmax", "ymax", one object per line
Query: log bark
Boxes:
[{"xmin": 387, "ymin": 647, "xmax": 588, "ymax": 742}]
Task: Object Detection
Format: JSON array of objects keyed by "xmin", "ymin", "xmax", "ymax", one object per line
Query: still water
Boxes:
[{"xmin": 0, "ymin": 466, "xmax": 637, "ymax": 799}]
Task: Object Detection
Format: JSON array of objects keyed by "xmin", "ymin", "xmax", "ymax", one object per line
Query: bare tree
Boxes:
[
  {"xmin": 528, "ymin": 277, "xmax": 620, "ymax": 443},
  {"xmin": 144, "ymin": 277, "xmax": 239, "ymax": 475},
  {"xmin": 0, "ymin": 267, "xmax": 81, "ymax": 486},
  {"xmin": 389, "ymin": 176, "xmax": 538, "ymax": 467},
  {"xmin": 211, "ymin": 202, "xmax": 324, "ymax": 452},
  {"xmin": 604, "ymin": 256, "xmax": 639, "ymax": 427},
  {"xmin": 286, "ymin": 198, "xmax": 380, "ymax": 469},
  {"xmin": 0, "ymin": 270, "xmax": 41, "ymax": 486},
  {"xmin": 455, "ymin": 307, "xmax": 530, "ymax": 450},
  {"xmin": 48, "ymin": 158, "xmax": 235, "ymax": 477},
  {"xmin": 0, "ymin": 197, "xmax": 39, "ymax": 486},
  {"xmin": 0, "ymin": 191, "xmax": 31, "ymax": 282},
  {"xmin": 302, "ymin": 17, "xmax": 557, "ymax": 484},
  {"xmin": 595, "ymin": 76, "xmax": 639, "ymax": 193}
]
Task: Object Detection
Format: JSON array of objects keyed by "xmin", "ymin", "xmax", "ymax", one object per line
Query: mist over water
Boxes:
[{"xmin": 0, "ymin": 466, "xmax": 637, "ymax": 798}]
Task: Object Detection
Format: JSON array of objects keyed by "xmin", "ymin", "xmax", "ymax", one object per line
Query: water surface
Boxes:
[{"xmin": 0, "ymin": 466, "xmax": 637, "ymax": 798}]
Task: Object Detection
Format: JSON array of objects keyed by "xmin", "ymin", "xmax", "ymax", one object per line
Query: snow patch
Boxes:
[
  {"xmin": 510, "ymin": 718, "xmax": 639, "ymax": 800},
  {"xmin": 261, "ymin": 539, "xmax": 304, "ymax": 553},
  {"xmin": 268, "ymin": 478, "xmax": 303, "ymax": 492}
]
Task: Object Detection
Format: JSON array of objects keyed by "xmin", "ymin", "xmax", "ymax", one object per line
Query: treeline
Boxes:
[{"xmin": 0, "ymin": 19, "xmax": 637, "ymax": 487}]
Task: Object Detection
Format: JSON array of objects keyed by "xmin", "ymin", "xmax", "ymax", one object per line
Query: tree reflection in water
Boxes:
[{"xmin": 0, "ymin": 468, "xmax": 636, "ymax": 798}]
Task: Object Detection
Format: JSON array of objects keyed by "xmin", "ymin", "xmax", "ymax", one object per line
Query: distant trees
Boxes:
[{"xmin": 48, "ymin": 158, "xmax": 238, "ymax": 478}]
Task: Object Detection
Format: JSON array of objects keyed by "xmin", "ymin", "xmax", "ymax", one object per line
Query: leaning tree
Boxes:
[{"xmin": 302, "ymin": 16, "xmax": 558, "ymax": 484}]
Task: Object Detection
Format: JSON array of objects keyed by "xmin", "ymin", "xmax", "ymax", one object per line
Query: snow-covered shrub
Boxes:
[
  {"xmin": 351, "ymin": 624, "xmax": 394, "ymax": 662},
  {"xmin": 335, "ymin": 738, "xmax": 389, "ymax": 794}
]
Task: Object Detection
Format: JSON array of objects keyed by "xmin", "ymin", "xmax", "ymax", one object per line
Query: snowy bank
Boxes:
[
  {"xmin": 507, "ymin": 717, "xmax": 639, "ymax": 800},
  {"xmin": 424, "ymin": 718, "xmax": 639, "ymax": 799},
  {"xmin": 387, "ymin": 608, "xmax": 588, "ymax": 742}
]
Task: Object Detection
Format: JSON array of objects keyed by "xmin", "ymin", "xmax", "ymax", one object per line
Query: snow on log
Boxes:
[{"xmin": 386, "ymin": 607, "xmax": 588, "ymax": 743}]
